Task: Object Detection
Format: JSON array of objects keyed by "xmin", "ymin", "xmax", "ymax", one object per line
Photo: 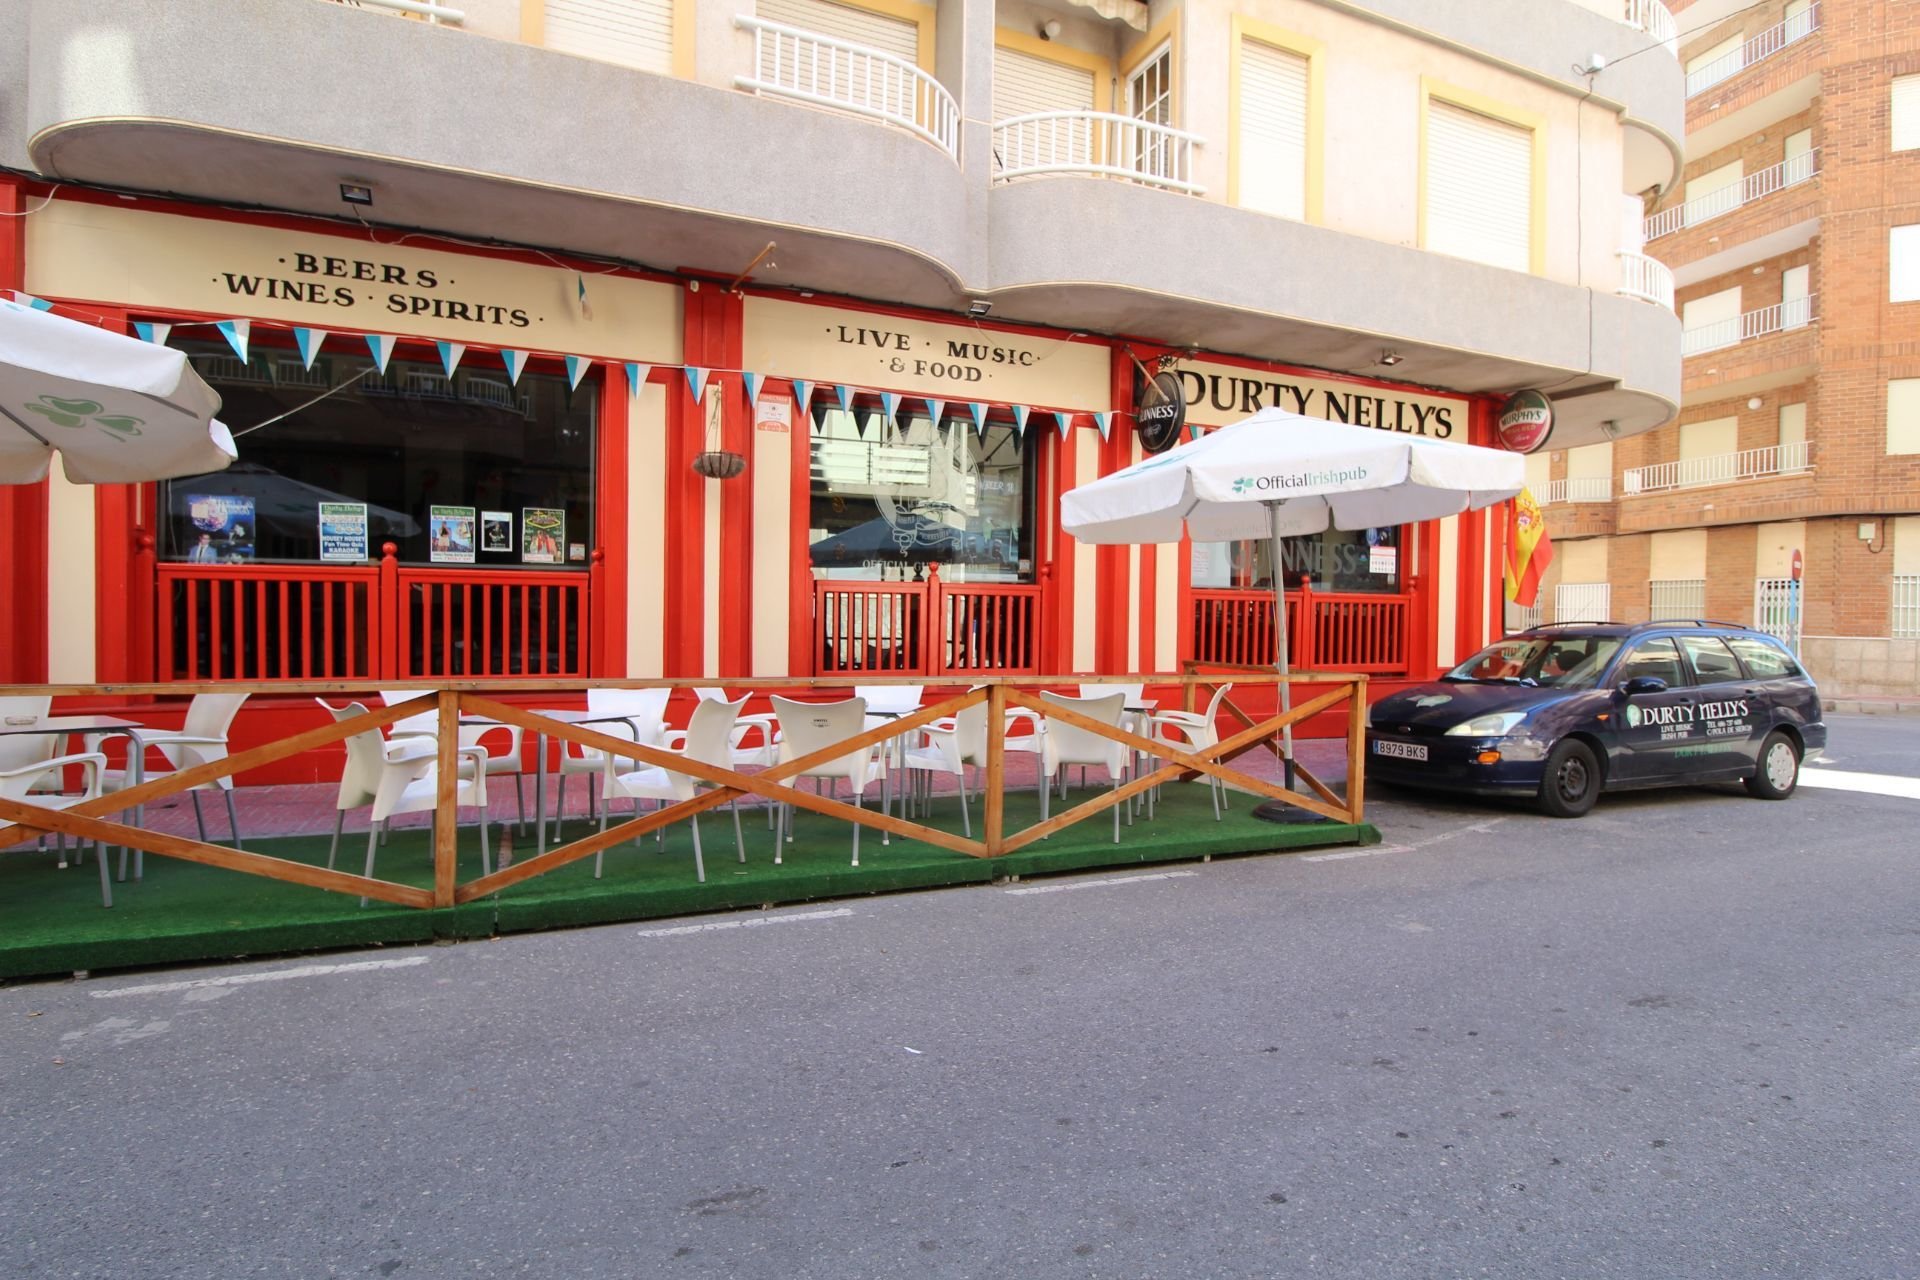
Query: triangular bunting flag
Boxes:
[
  {"xmin": 684, "ymin": 366, "xmax": 711, "ymax": 402},
  {"xmin": 501, "ymin": 349, "xmax": 530, "ymax": 385},
  {"xmin": 365, "ymin": 333, "xmax": 397, "ymax": 374},
  {"xmin": 791, "ymin": 379, "xmax": 814, "ymax": 419},
  {"xmin": 566, "ymin": 355, "xmax": 591, "ymax": 391},
  {"xmin": 1094, "ymin": 411, "xmax": 1113, "ymax": 442},
  {"xmin": 575, "ymin": 273, "xmax": 593, "ymax": 321},
  {"xmin": 436, "ymin": 341, "xmax": 466, "ymax": 378},
  {"xmin": 880, "ymin": 391, "xmax": 900, "ymax": 425},
  {"xmin": 624, "ymin": 362, "xmax": 651, "ymax": 397},
  {"xmin": 134, "ymin": 321, "xmax": 174, "ymax": 347},
  {"xmin": 292, "ymin": 327, "xmax": 325, "ymax": 368},
  {"xmin": 216, "ymin": 319, "xmax": 251, "ymax": 362},
  {"xmin": 967, "ymin": 402, "xmax": 989, "ymax": 437},
  {"xmin": 9, "ymin": 291, "xmax": 52, "ymax": 311},
  {"xmin": 1012, "ymin": 405, "xmax": 1031, "ymax": 438},
  {"xmin": 926, "ymin": 398, "xmax": 947, "ymax": 433},
  {"xmin": 834, "ymin": 384, "xmax": 854, "ymax": 413},
  {"xmin": 852, "ymin": 404, "xmax": 875, "ymax": 438},
  {"xmin": 742, "ymin": 371, "xmax": 765, "ymax": 407},
  {"xmin": 1053, "ymin": 411, "xmax": 1074, "ymax": 439}
]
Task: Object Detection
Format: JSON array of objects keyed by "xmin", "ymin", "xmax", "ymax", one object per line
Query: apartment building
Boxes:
[
  {"xmin": 0, "ymin": 0, "xmax": 1682, "ymax": 755},
  {"xmin": 1529, "ymin": 0, "xmax": 1920, "ymax": 698}
]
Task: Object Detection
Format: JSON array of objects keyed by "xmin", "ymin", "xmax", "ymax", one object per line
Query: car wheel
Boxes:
[
  {"xmin": 1746, "ymin": 731, "xmax": 1800, "ymax": 800},
  {"xmin": 1538, "ymin": 739, "xmax": 1601, "ymax": 818}
]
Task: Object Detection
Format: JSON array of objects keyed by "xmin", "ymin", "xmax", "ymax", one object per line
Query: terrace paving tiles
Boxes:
[{"xmin": 0, "ymin": 770, "xmax": 1373, "ymax": 980}]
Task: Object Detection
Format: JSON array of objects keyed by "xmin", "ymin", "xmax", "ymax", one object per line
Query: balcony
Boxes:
[
  {"xmin": 735, "ymin": 16, "xmax": 959, "ymax": 160},
  {"xmin": 1645, "ymin": 150, "xmax": 1817, "ymax": 242},
  {"xmin": 1543, "ymin": 477, "xmax": 1614, "ymax": 504},
  {"xmin": 1622, "ymin": 440, "xmax": 1812, "ymax": 494},
  {"xmin": 1617, "ymin": 251, "xmax": 1676, "ymax": 309},
  {"xmin": 1624, "ymin": 0, "xmax": 1679, "ymax": 52},
  {"xmin": 320, "ymin": 0, "xmax": 463, "ymax": 21},
  {"xmin": 1686, "ymin": 3, "xmax": 1819, "ymax": 97},
  {"xmin": 1680, "ymin": 294, "xmax": 1815, "ymax": 356},
  {"xmin": 990, "ymin": 112, "xmax": 1206, "ymax": 196}
]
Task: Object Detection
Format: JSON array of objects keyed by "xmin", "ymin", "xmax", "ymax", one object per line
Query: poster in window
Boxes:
[
  {"xmin": 522, "ymin": 508, "xmax": 565, "ymax": 564},
  {"xmin": 430, "ymin": 505, "xmax": 476, "ymax": 563},
  {"xmin": 480, "ymin": 511, "xmax": 513, "ymax": 554},
  {"xmin": 186, "ymin": 494, "xmax": 255, "ymax": 563},
  {"xmin": 318, "ymin": 502, "xmax": 369, "ymax": 563}
]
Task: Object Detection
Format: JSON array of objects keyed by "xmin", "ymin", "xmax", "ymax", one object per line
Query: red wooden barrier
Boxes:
[{"xmin": 1191, "ymin": 586, "xmax": 1409, "ymax": 674}]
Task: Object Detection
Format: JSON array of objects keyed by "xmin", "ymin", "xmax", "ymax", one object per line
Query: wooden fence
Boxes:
[
  {"xmin": 814, "ymin": 571, "xmax": 1042, "ymax": 676},
  {"xmin": 0, "ymin": 674, "xmax": 1366, "ymax": 909},
  {"xmin": 1190, "ymin": 585, "xmax": 1410, "ymax": 674}
]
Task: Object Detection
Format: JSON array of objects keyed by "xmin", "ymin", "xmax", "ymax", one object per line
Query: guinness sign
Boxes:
[{"xmin": 1135, "ymin": 370, "xmax": 1187, "ymax": 454}]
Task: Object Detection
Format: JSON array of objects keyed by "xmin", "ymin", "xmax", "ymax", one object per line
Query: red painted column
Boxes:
[
  {"xmin": 1093, "ymin": 353, "xmax": 1133, "ymax": 675},
  {"xmin": 1048, "ymin": 423, "xmax": 1076, "ymax": 675},
  {"xmin": 710, "ymin": 291, "xmax": 751, "ymax": 679},
  {"xmin": 0, "ymin": 177, "xmax": 47, "ymax": 682},
  {"xmin": 594, "ymin": 365, "xmax": 628, "ymax": 676},
  {"xmin": 787, "ymin": 384, "xmax": 813, "ymax": 678},
  {"xmin": 663, "ymin": 284, "xmax": 712, "ymax": 676}
]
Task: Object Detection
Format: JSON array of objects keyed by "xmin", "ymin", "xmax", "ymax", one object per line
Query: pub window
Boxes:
[
  {"xmin": 160, "ymin": 337, "xmax": 596, "ymax": 567},
  {"xmin": 807, "ymin": 396, "xmax": 1035, "ymax": 583}
]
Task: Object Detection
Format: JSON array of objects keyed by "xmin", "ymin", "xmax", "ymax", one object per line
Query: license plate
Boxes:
[{"xmin": 1373, "ymin": 740, "xmax": 1428, "ymax": 762}]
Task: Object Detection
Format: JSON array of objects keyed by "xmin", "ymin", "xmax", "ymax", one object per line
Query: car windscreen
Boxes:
[{"xmin": 1443, "ymin": 635, "xmax": 1624, "ymax": 688}]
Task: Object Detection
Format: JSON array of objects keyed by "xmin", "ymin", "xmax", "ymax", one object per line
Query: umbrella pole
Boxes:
[{"xmin": 1252, "ymin": 500, "xmax": 1328, "ymax": 825}]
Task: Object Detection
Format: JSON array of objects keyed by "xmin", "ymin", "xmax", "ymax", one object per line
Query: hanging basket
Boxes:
[{"xmin": 692, "ymin": 450, "xmax": 746, "ymax": 480}]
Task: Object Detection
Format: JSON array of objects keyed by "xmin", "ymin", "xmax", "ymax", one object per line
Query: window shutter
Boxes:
[
  {"xmin": 1237, "ymin": 39, "xmax": 1309, "ymax": 221},
  {"xmin": 993, "ymin": 47, "xmax": 1095, "ymax": 121},
  {"xmin": 543, "ymin": 0, "xmax": 676, "ymax": 76},
  {"xmin": 1895, "ymin": 76, "xmax": 1920, "ymax": 152},
  {"xmin": 1426, "ymin": 101, "xmax": 1532, "ymax": 274},
  {"xmin": 757, "ymin": 0, "xmax": 919, "ymax": 65}
]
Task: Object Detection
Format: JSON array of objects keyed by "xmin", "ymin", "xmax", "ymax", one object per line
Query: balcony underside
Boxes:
[
  {"xmin": 1668, "ymin": 213, "xmax": 1819, "ymax": 288},
  {"xmin": 1687, "ymin": 70, "xmax": 1819, "ymax": 159}
]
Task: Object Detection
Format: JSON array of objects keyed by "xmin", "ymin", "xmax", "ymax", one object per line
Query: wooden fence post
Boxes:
[
  {"xmin": 433, "ymin": 689, "xmax": 459, "ymax": 908},
  {"xmin": 1345, "ymin": 676, "xmax": 1367, "ymax": 823},
  {"xmin": 985, "ymin": 681, "xmax": 1006, "ymax": 857}
]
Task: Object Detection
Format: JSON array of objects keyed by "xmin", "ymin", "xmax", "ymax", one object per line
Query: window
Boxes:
[
  {"xmin": 1887, "ymin": 378, "xmax": 1920, "ymax": 456},
  {"xmin": 1897, "ymin": 75, "xmax": 1920, "ymax": 152},
  {"xmin": 1425, "ymin": 97, "xmax": 1536, "ymax": 274},
  {"xmin": 808, "ymin": 399, "xmax": 1033, "ymax": 583},
  {"xmin": 993, "ymin": 45, "xmax": 1096, "ymax": 121},
  {"xmin": 759, "ymin": 0, "xmax": 919, "ymax": 63},
  {"xmin": 1782, "ymin": 264, "xmax": 1811, "ymax": 327},
  {"xmin": 1236, "ymin": 36, "xmax": 1310, "ymax": 221},
  {"xmin": 1894, "ymin": 225, "xmax": 1920, "ymax": 301},
  {"xmin": 1727, "ymin": 635, "xmax": 1801, "ymax": 678},
  {"xmin": 1784, "ymin": 127, "xmax": 1815, "ymax": 181},
  {"xmin": 1685, "ymin": 159, "xmax": 1743, "ymax": 224},
  {"xmin": 1779, "ymin": 402, "xmax": 1808, "ymax": 470},
  {"xmin": 1618, "ymin": 636, "xmax": 1688, "ymax": 687},
  {"xmin": 162, "ymin": 339, "xmax": 596, "ymax": 566},
  {"xmin": 1679, "ymin": 416, "xmax": 1738, "ymax": 485},
  {"xmin": 543, "ymin": 0, "xmax": 675, "ymax": 75},
  {"xmin": 1126, "ymin": 41, "xmax": 1175, "ymax": 179},
  {"xmin": 1685, "ymin": 34, "xmax": 1742, "ymax": 95},
  {"xmin": 1190, "ymin": 526, "xmax": 1402, "ymax": 595},
  {"xmin": 1678, "ymin": 634, "xmax": 1744, "ymax": 683},
  {"xmin": 1681, "ymin": 286, "xmax": 1742, "ymax": 355},
  {"xmin": 1650, "ymin": 580, "xmax": 1706, "ymax": 619}
]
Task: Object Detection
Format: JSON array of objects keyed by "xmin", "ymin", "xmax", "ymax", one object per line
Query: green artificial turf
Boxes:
[{"xmin": 0, "ymin": 782, "xmax": 1375, "ymax": 980}]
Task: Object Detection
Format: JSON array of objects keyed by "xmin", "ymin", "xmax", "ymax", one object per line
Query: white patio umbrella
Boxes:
[
  {"xmin": 1060, "ymin": 409, "xmax": 1525, "ymax": 811},
  {"xmin": 0, "ymin": 300, "xmax": 237, "ymax": 485}
]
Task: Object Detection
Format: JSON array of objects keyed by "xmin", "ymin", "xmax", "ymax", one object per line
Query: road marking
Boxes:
[
  {"xmin": 1004, "ymin": 870, "xmax": 1198, "ymax": 896},
  {"xmin": 1300, "ymin": 817, "xmax": 1508, "ymax": 863},
  {"xmin": 636, "ymin": 907, "xmax": 854, "ymax": 937},
  {"xmin": 90, "ymin": 956, "xmax": 430, "ymax": 999},
  {"xmin": 1798, "ymin": 769, "xmax": 1920, "ymax": 801}
]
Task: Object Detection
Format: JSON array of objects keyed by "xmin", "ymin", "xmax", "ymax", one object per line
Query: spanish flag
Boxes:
[{"xmin": 1504, "ymin": 487, "xmax": 1553, "ymax": 608}]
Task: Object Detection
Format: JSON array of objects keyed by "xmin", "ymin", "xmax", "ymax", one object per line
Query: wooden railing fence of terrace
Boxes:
[{"xmin": 0, "ymin": 674, "xmax": 1367, "ymax": 909}]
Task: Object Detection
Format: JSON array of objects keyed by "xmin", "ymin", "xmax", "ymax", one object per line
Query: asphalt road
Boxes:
[{"xmin": 3, "ymin": 714, "xmax": 1917, "ymax": 1279}]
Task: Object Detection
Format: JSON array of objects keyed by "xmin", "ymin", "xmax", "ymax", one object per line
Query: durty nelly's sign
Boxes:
[{"xmin": 1176, "ymin": 359, "xmax": 1468, "ymax": 438}]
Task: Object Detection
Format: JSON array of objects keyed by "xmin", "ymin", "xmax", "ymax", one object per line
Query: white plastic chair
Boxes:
[
  {"xmin": 96, "ymin": 692, "xmax": 248, "ymax": 845},
  {"xmin": 320, "ymin": 701, "xmax": 490, "ymax": 905},
  {"xmin": 771, "ymin": 696, "xmax": 881, "ymax": 865},
  {"xmin": 0, "ymin": 696, "xmax": 58, "ymax": 795},
  {"xmin": 1039, "ymin": 692, "xmax": 1132, "ymax": 843},
  {"xmin": 598, "ymin": 696, "xmax": 747, "ymax": 882},
  {"xmin": 1, "ymin": 745, "xmax": 113, "ymax": 907},
  {"xmin": 907, "ymin": 696, "xmax": 1044, "ymax": 835},
  {"xmin": 381, "ymin": 688, "xmax": 529, "ymax": 831},
  {"xmin": 557, "ymin": 688, "xmax": 672, "ymax": 821},
  {"xmin": 694, "ymin": 686, "xmax": 778, "ymax": 767},
  {"xmin": 1147, "ymin": 683, "xmax": 1235, "ymax": 820}
]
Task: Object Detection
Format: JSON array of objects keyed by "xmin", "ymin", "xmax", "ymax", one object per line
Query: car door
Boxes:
[
  {"xmin": 1726, "ymin": 633, "xmax": 1820, "ymax": 742},
  {"xmin": 1675, "ymin": 633, "xmax": 1759, "ymax": 777},
  {"xmin": 1611, "ymin": 635, "xmax": 1698, "ymax": 783}
]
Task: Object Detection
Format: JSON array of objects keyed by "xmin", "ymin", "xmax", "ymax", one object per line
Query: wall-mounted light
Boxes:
[
  {"xmin": 968, "ymin": 299, "xmax": 992, "ymax": 316},
  {"xmin": 1040, "ymin": 18, "xmax": 1062, "ymax": 40},
  {"xmin": 1378, "ymin": 350, "xmax": 1404, "ymax": 366},
  {"xmin": 1748, "ymin": 396, "xmax": 1764, "ymax": 410},
  {"xmin": 339, "ymin": 183, "xmax": 374, "ymax": 207}
]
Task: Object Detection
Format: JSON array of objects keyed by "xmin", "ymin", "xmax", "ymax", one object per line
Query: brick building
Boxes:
[{"xmin": 1524, "ymin": 0, "xmax": 1920, "ymax": 698}]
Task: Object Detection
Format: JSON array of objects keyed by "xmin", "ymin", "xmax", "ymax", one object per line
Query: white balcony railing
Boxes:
[
  {"xmin": 991, "ymin": 112, "xmax": 1206, "ymax": 195},
  {"xmin": 1622, "ymin": 440, "xmax": 1812, "ymax": 495},
  {"xmin": 1686, "ymin": 2, "xmax": 1818, "ymax": 97},
  {"xmin": 329, "ymin": 0, "xmax": 464, "ymax": 21},
  {"xmin": 1624, "ymin": 0, "xmax": 1678, "ymax": 53},
  {"xmin": 1543, "ymin": 476, "xmax": 1614, "ymax": 504},
  {"xmin": 1680, "ymin": 293, "xmax": 1816, "ymax": 356},
  {"xmin": 1617, "ymin": 251, "xmax": 1676, "ymax": 309},
  {"xmin": 735, "ymin": 16, "xmax": 960, "ymax": 160},
  {"xmin": 1645, "ymin": 150, "xmax": 1818, "ymax": 241}
]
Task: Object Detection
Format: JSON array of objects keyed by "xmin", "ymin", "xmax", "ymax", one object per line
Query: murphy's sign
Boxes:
[{"xmin": 1177, "ymin": 358, "xmax": 1469, "ymax": 438}]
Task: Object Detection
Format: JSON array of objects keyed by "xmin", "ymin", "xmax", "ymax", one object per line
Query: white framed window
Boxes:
[
  {"xmin": 1894, "ymin": 225, "xmax": 1920, "ymax": 301},
  {"xmin": 1236, "ymin": 38, "xmax": 1309, "ymax": 221},
  {"xmin": 1888, "ymin": 378, "xmax": 1920, "ymax": 455},
  {"xmin": 759, "ymin": 0, "xmax": 919, "ymax": 64},
  {"xmin": 543, "ymin": 0, "xmax": 676, "ymax": 74},
  {"xmin": 1125, "ymin": 41, "xmax": 1174, "ymax": 180},
  {"xmin": 1778, "ymin": 402, "xmax": 1808, "ymax": 471},
  {"xmin": 1896, "ymin": 75, "xmax": 1920, "ymax": 151},
  {"xmin": 993, "ymin": 45, "xmax": 1096, "ymax": 121},
  {"xmin": 1425, "ymin": 99, "xmax": 1534, "ymax": 274},
  {"xmin": 1685, "ymin": 159, "xmax": 1743, "ymax": 224},
  {"xmin": 1680, "ymin": 415, "xmax": 1738, "ymax": 485},
  {"xmin": 1681, "ymin": 286, "xmax": 1742, "ymax": 355}
]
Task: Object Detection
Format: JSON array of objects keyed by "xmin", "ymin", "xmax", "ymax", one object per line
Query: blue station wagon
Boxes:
[{"xmin": 1364, "ymin": 621, "xmax": 1827, "ymax": 817}]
